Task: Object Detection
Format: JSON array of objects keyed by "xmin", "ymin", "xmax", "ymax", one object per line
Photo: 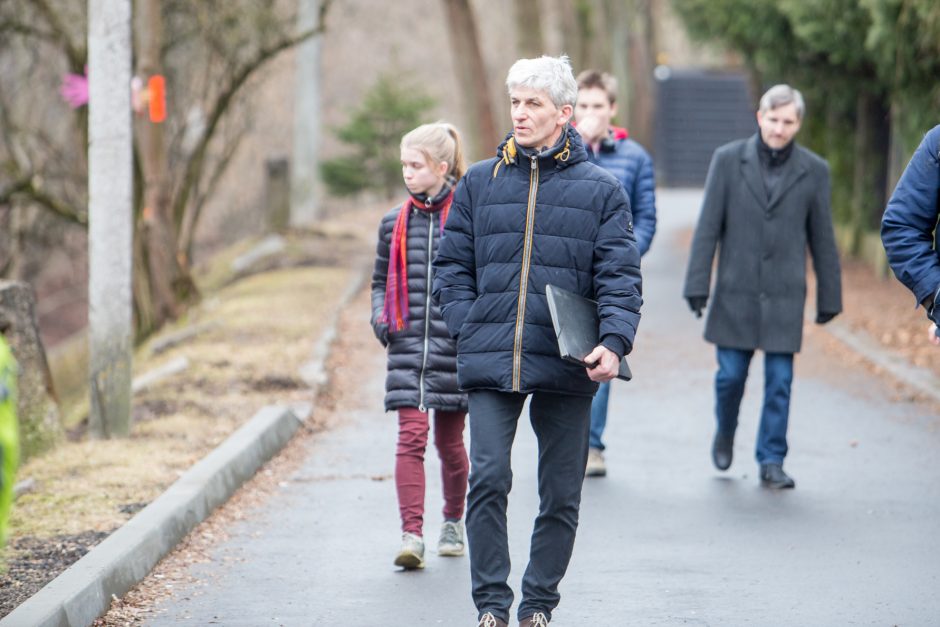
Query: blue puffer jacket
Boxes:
[
  {"xmin": 881, "ymin": 125, "xmax": 940, "ymax": 307},
  {"xmin": 432, "ymin": 127, "xmax": 642, "ymax": 397},
  {"xmin": 586, "ymin": 137, "xmax": 656, "ymax": 256}
]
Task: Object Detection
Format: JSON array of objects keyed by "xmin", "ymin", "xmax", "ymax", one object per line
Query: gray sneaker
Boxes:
[
  {"xmin": 438, "ymin": 520, "xmax": 465, "ymax": 556},
  {"xmin": 393, "ymin": 532, "xmax": 425, "ymax": 569},
  {"xmin": 585, "ymin": 447, "xmax": 607, "ymax": 477}
]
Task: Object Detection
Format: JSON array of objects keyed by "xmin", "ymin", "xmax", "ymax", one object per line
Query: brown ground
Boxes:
[{"xmin": 838, "ymin": 259, "xmax": 940, "ymax": 378}]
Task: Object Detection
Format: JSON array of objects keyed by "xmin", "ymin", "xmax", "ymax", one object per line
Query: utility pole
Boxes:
[
  {"xmin": 290, "ymin": 0, "xmax": 322, "ymax": 227},
  {"xmin": 88, "ymin": 0, "xmax": 133, "ymax": 437}
]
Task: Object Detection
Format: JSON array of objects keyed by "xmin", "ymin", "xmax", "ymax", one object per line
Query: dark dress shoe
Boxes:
[
  {"xmin": 760, "ymin": 463, "xmax": 795, "ymax": 489},
  {"xmin": 711, "ymin": 432, "xmax": 733, "ymax": 471}
]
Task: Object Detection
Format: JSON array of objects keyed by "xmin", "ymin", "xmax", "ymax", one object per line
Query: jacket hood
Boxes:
[{"xmin": 495, "ymin": 124, "xmax": 587, "ymax": 172}]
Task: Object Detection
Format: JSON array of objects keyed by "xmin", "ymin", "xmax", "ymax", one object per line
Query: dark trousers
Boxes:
[
  {"xmin": 466, "ymin": 390, "xmax": 592, "ymax": 623},
  {"xmin": 715, "ymin": 347, "xmax": 794, "ymax": 465}
]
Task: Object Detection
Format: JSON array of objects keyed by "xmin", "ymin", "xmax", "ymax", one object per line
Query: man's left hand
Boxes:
[{"xmin": 584, "ymin": 345, "xmax": 619, "ymax": 382}]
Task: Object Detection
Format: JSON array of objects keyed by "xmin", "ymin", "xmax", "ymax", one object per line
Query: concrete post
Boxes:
[
  {"xmin": 289, "ymin": 0, "xmax": 322, "ymax": 227},
  {"xmin": 88, "ymin": 0, "xmax": 133, "ymax": 437},
  {"xmin": 266, "ymin": 157, "xmax": 291, "ymax": 232}
]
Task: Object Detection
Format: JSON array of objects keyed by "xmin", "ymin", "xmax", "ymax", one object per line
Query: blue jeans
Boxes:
[
  {"xmin": 715, "ymin": 347, "xmax": 794, "ymax": 465},
  {"xmin": 588, "ymin": 381, "xmax": 610, "ymax": 450},
  {"xmin": 465, "ymin": 390, "xmax": 592, "ymax": 623}
]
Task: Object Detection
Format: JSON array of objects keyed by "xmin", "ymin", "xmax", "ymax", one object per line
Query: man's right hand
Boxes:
[{"xmin": 687, "ymin": 296, "xmax": 707, "ymax": 319}]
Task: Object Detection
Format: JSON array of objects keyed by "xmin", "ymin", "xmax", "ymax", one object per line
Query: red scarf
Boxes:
[{"xmin": 382, "ymin": 190, "xmax": 453, "ymax": 332}]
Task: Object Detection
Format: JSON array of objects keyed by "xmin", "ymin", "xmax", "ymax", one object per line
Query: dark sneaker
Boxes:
[
  {"xmin": 759, "ymin": 463, "xmax": 795, "ymax": 489},
  {"xmin": 519, "ymin": 612, "xmax": 550, "ymax": 626},
  {"xmin": 711, "ymin": 432, "xmax": 733, "ymax": 471},
  {"xmin": 478, "ymin": 611, "xmax": 508, "ymax": 627}
]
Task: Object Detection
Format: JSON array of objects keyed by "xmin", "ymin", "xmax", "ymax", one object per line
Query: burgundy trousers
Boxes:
[{"xmin": 396, "ymin": 407, "xmax": 469, "ymax": 535}]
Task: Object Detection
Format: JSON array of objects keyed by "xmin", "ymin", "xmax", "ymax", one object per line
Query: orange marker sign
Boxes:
[{"xmin": 148, "ymin": 75, "xmax": 166, "ymax": 123}]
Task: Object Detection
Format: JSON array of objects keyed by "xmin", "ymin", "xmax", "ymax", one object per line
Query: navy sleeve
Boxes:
[
  {"xmin": 630, "ymin": 150, "xmax": 657, "ymax": 257},
  {"xmin": 432, "ymin": 175, "xmax": 478, "ymax": 339},
  {"xmin": 881, "ymin": 125, "xmax": 940, "ymax": 306},
  {"xmin": 594, "ymin": 182, "xmax": 643, "ymax": 355}
]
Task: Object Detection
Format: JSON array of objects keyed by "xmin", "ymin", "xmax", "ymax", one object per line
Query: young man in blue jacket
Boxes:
[
  {"xmin": 433, "ymin": 55, "xmax": 642, "ymax": 627},
  {"xmin": 881, "ymin": 124, "xmax": 940, "ymax": 346},
  {"xmin": 574, "ymin": 69, "xmax": 657, "ymax": 477}
]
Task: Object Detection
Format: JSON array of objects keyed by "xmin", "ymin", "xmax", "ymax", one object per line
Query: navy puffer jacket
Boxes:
[
  {"xmin": 371, "ymin": 198, "xmax": 467, "ymax": 413},
  {"xmin": 432, "ymin": 127, "xmax": 642, "ymax": 397},
  {"xmin": 881, "ymin": 125, "xmax": 940, "ymax": 307}
]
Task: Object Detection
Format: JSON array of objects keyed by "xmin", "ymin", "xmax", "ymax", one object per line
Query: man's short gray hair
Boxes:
[
  {"xmin": 759, "ymin": 84, "xmax": 805, "ymax": 119},
  {"xmin": 506, "ymin": 55, "xmax": 578, "ymax": 108}
]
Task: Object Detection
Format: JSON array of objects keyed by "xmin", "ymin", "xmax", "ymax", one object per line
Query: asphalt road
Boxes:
[{"xmin": 145, "ymin": 189, "xmax": 940, "ymax": 626}]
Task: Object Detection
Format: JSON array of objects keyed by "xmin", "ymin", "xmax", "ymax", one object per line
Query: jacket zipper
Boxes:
[
  {"xmin": 512, "ymin": 155, "xmax": 539, "ymax": 391},
  {"xmin": 418, "ymin": 210, "xmax": 433, "ymax": 412}
]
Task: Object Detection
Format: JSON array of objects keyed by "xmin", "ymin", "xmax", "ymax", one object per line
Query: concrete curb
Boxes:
[
  {"xmin": 822, "ymin": 320, "xmax": 940, "ymax": 404},
  {"xmin": 1, "ymin": 264, "xmax": 370, "ymax": 627}
]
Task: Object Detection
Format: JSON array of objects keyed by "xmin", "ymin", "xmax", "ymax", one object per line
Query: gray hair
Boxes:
[
  {"xmin": 759, "ymin": 84, "xmax": 805, "ymax": 119},
  {"xmin": 506, "ymin": 55, "xmax": 578, "ymax": 108}
]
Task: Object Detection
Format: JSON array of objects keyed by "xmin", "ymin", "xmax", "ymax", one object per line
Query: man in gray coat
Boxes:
[{"xmin": 683, "ymin": 84, "xmax": 842, "ymax": 489}]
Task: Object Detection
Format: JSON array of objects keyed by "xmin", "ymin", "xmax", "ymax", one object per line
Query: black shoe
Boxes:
[
  {"xmin": 759, "ymin": 463, "xmax": 795, "ymax": 489},
  {"xmin": 711, "ymin": 432, "xmax": 733, "ymax": 471}
]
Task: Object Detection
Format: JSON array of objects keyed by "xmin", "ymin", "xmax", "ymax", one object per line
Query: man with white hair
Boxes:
[
  {"xmin": 433, "ymin": 55, "xmax": 642, "ymax": 627},
  {"xmin": 683, "ymin": 84, "xmax": 842, "ymax": 490}
]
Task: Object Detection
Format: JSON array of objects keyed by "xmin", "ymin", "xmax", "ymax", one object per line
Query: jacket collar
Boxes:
[
  {"xmin": 741, "ymin": 134, "xmax": 807, "ymax": 210},
  {"xmin": 495, "ymin": 125, "xmax": 587, "ymax": 172}
]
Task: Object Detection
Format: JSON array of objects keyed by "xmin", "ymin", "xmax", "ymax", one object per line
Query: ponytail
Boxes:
[{"xmin": 443, "ymin": 123, "xmax": 466, "ymax": 180}]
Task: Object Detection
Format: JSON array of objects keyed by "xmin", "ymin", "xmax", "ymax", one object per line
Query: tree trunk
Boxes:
[
  {"xmin": 886, "ymin": 99, "xmax": 909, "ymax": 197},
  {"xmin": 850, "ymin": 90, "xmax": 890, "ymax": 253},
  {"xmin": 0, "ymin": 282, "xmax": 61, "ymax": 459},
  {"xmin": 135, "ymin": 0, "xmax": 194, "ymax": 336},
  {"xmin": 88, "ymin": 0, "xmax": 133, "ymax": 438},
  {"xmin": 514, "ymin": 0, "xmax": 544, "ymax": 57},
  {"xmin": 441, "ymin": 0, "xmax": 499, "ymax": 160},
  {"xmin": 624, "ymin": 0, "xmax": 656, "ymax": 149}
]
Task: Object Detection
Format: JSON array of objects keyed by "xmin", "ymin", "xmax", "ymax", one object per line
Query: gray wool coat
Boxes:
[{"xmin": 683, "ymin": 134, "xmax": 842, "ymax": 354}]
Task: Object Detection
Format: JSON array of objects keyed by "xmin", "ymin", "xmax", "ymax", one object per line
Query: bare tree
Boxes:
[
  {"xmin": 624, "ymin": 0, "xmax": 656, "ymax": 148},
  {"xmin": 136, "ymin": 0, "xmax": 184, "ymax": 331},
  {"xmin": 514, "ymin": 0, "xmax": 545, "ymax": 57},
  {"xmin": 441, "ymin": 0, "xmax": 499, "ymax": 160}
]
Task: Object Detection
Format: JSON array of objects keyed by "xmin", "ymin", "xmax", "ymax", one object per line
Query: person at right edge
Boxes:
[
  {"xmin": 682, "ymin": 84, "xmax": 842, "ymax": 490},
  {"xmin": 574, "ymin": 69, "xmax": 657, "ymax": 478},
  {"xmin": 880, "ymin": 124, "xmax": 940, "ymax": 347}
]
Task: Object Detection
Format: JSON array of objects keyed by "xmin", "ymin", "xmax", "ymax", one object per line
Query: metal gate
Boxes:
[{"xmin": 654, "ymin": 69, "xmax": 756, "ymax": 187}]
